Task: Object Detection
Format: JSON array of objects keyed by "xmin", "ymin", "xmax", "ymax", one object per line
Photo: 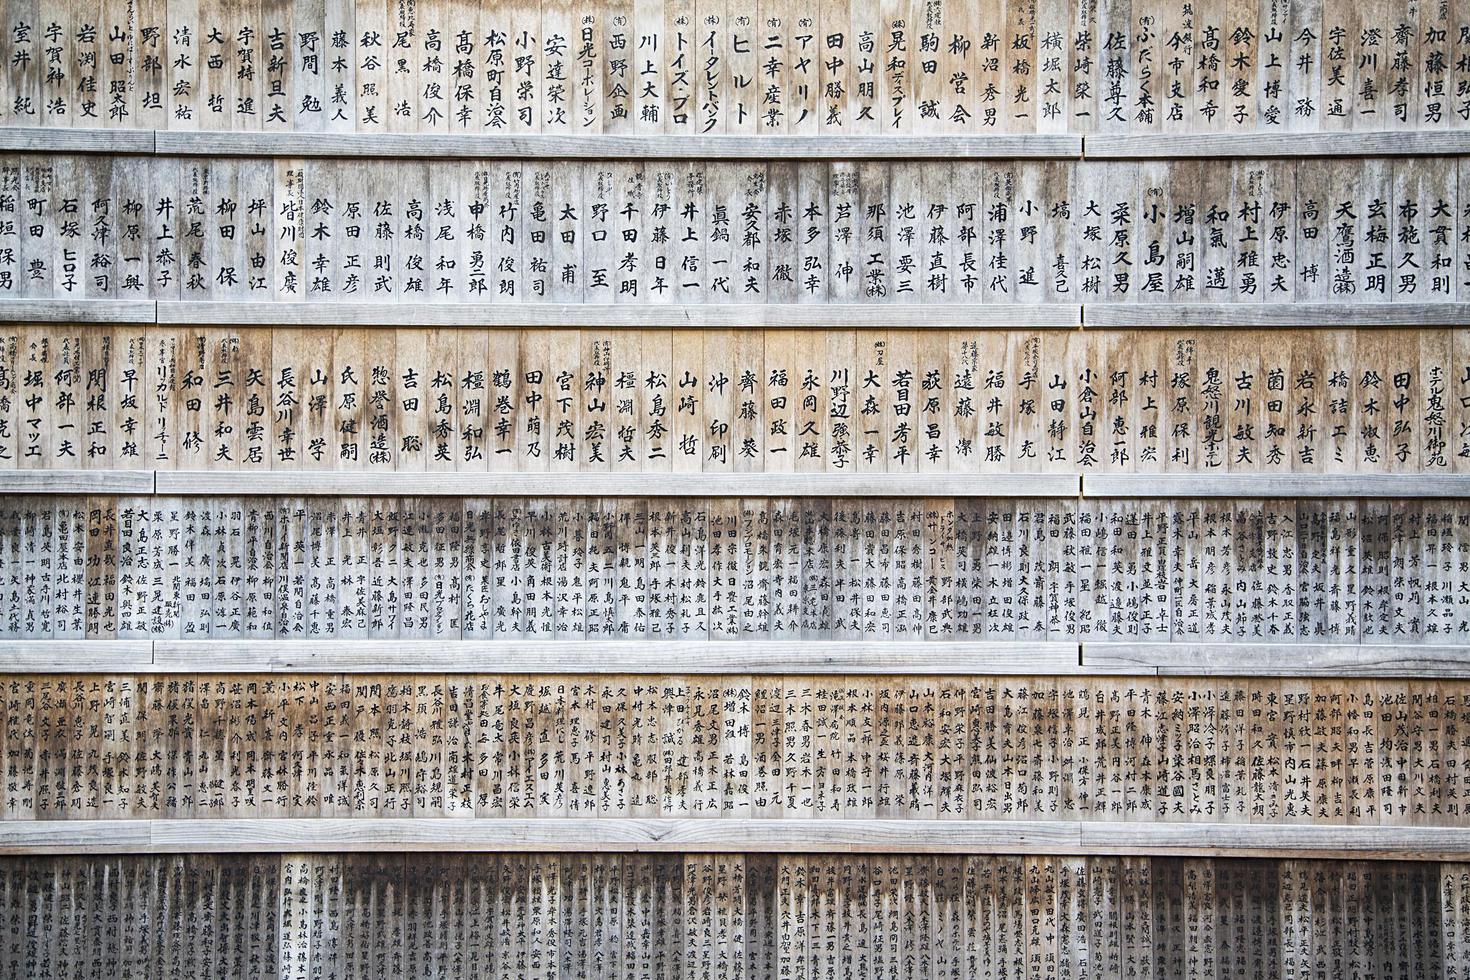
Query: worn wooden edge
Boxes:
[
  {"xmin": 140, "ymin": 639, "xmax": 1089, "ymax": 674},
  {"xmin": 0, "ymin": 299, "xmax": 158, "ymax": 323},
  {"xmin": 1083, "ymin": 130, "xmax": 1470, "ymax": 159},
  {"xmin": 156, "ymin": 301, "xmax": 1085, "ymax": 328},
  {"xmin": 1082, "ymin": 643, "xmax": 1470, "ymax": 677},
  {"xmin": 0, "ymin": 469, "xmax": 156, "ymax": 493},
  {"xmin": 154, "ymin": 470, "xmax": 1082, "ymax": 497},
  {"xmin": 0, "ymin": 819, "xmax": 1462, "ymax": 859},
  {"xmin": 0, "ymin": 126, "xmax": 156, "ymax": 153},
  {"xmin": 1082, "ymin": 303, "xmax": 1470, "ymax": 327},
  {"xmin": 0, "ymin": 641, "xmax": 155, "ymax": 671},
  {"xmin": 1073, "ymin": 823, "xmax": 1470, "ymax": 861},
  {"xmin": 155, "ymin": 131, "xmax": 1084, "ymax": 160},
  {"xmin": 1082, "ymin": 473, "xmax": 1470, "ymax": 498}
]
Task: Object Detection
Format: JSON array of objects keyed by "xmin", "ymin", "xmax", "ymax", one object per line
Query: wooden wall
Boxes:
[
  {"xmin": 2, "ymin": 0, "xmax": 1468, "ymax": 976},
  {"xmin": 1, "ymin": 854, "xmax": 1465, "ymax": 978}
]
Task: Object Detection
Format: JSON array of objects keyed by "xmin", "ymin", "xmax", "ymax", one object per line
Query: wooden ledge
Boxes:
[
  {"xmin": 0, "ymin": 299, "xmax": 157, "ymax": 323},
  {"xmin": 148, "ymin": 639, "xmax": 1085, "ymax": 674},
  {"xmin": 154, "ymin": 471, "xmax": 1081, "ymax": 497},
  {"xmin": 1083, "ymin": 302, "xmax": 1470, "ymax": 328},
  {"xmin": 156, "ymin": 300, "xmax": 1084, "ymax": 329},
  {"xmin": 0, "ymin": 470, "xmax": 155, "ymax": 494},
  {"xmin": 0, "ymin": 818, "xmax": 1462, "ymax": 859},
  {"xmin": 5, "ymin": 639, "xmax": 1463, "ymax": 679},
  {"xmin": 1083, "ymin": 643, "xmax": 1470, "ymax": 677},
  {"xmin": 1084, "ymin": 130, "xmax": 1470, "ymax": 159},
  {"xmin": 1083, "ymin": 473, "xmax": 1470, "ymax": 498},
  {"xmin": 0, "ymin": 641, "xmax": 154, "ymax": 671},
  {"xmin": 154, "ymin": 131, "xmax": 1084, "ymax": 160},
  {"xmin": 0, "ymin": 126, "xmax": 155, "ymax": 153}
]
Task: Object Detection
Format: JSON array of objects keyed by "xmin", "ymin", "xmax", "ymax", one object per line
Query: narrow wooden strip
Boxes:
[
  {"xmin": 1082, "ymin": 474, "xmax": 1470, "ymax": 498},
  {"xmin": 0, "ymin": 821, "xmax": 154, "ymax": 853},
  {"xmin": 155, "ymin": 132, "xmax": 1084, "ymax": 160},
  {"xmin": 1083, "ymin": 303, "xmax": 1470, "ymax": 327},
  {"xmin": 0, "ymin": 128, "xmax": 156, "ymax": 154},
  {"xmin": 0, "ymin": 470, "xmax": 155, "ymax": 494},
  {"xmin": 0, "ymin": 819, "xmax": 1462, "ymax": 859},
  {"xmin": 1085, "ymin": 131, "xmax": 1470, "ymax": 159},
  {"xmin": 1076, "ymin": 823, "xmax": 1470, "ymax": 861},
  {"xmin": 155, "ymin": 302, "xmax": 1084, "ymax": 329},
  {"xmin": 155, "ymin": 472, "xmax": 1081, "ymax": 498},
  {"xmin": 147, "ymin": 640, "xmax": 1088, "ymax": 674},
  {"xmin": 1082, "ymin": 643, "xmax": 1470, "ymax": 677},
  {"xmin": 0, "ymin": 641, "xmax": 154, "ymax": 671},
  {"xmin": 0, "ymin": 300, "xmax": 157, "ymax": 324}
]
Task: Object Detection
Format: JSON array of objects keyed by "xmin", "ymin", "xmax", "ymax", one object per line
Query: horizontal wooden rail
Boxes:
[
  {"xmin": 8, "ymin": 470, "xmax": 1469, "ymax": 499},
  {"xmin": 156, "ymin": 301, "xmax": 1084, "ymax": 328},
  {"xmin": 0, "ymin": 641, "xmax": 154, "ymax": 671},
  {"xmin": 156, "ymin": 131, "xmax": 1085, "ymax": 160},
  {"xmin": 1082, "ymin": 643, "xmax": 1470, "ymax": 677},
  {"xmin": 6, "ymin": 639, "xmax": 1468, "ymax": 677},
  {"xmin": 1082, "ymin": 473, "xmax": 1470, "ymax": 498},
  {"xmin": 1083, "ymin": 130, "xmax": 1470, "ymax": 158},
  {"xmin": 1083, "ymin": 302, "xmax": 1470, "ymax": 327},
  {"xmin": 146, "ymin": 639, "xmax": 1087, "ymax": 674},
  {"xmin": 0, "ymin": 818, "xmax": 1461, "ymax": 860},
  {"xmin": 0, "ymin": 127, "xmax": 155, "ymax": 153},
  {"xmin": 0, "ymin": 299, "xmax": 157, "ymax": 322},
  {"xmin": 10, "ymin": 127, "xmax": 1470, "ymax": 162},
  {"xmin": 152, "ymin": 471, "xmax": 1082, "ymax": 497},
  {"xmin": 0, "ymin": 299, "xmax": 1463, "ymax": 329},
  {"xmin": 0, "ymin": 469, "xmax": 156, "ymax": 493}
]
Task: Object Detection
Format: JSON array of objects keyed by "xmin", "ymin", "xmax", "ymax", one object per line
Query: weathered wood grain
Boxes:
[
  {"xmin": 155, "ymin": 132, "xmax": 1086, "ymax": 159},
  {"xmin": 153, "ymin": 472, "xmax": 1083, "ymax": 497},
  {"xmin": 154, "ymin": 302, "xmax": 1086, "ymax": 327},
  {"xmin": 0, "ymin": 818, "xmax": 1464, "ymax": 859},
  {"xmin": 0, "ymin": 470, "xmax": 154, "ymax": 493},
  {"xmin": 147, "ymin": 639, "xmax": 1088, "ymax": 673},
  {"xmin": 1083, "ymin": 643, "xmax": 1470, "ymax": 676},
  {"xmin": 1083, "ymin": 474, "xmax": 1470, "ymax": 497},
  {"xmin": 1085, "ymin": 131, "xmax": 1470, "ymax": 158}
]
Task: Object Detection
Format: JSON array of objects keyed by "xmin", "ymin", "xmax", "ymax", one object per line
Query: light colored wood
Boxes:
[
  {"xmin": 154, "ymin": 131, "xmax": 1084, "ymax": 158},
  {"xmin": 0, "ymin": 640, "xmax": 154, "ymax": 670},
  {"xmin": 1082, "ymin": 643, "xmax": 1470, "ymax": 677},
  {"xmin": 1084, "ymin": 303, "xmax": 1470, "ymax": 326},
  {"xmin": 0, "ymin": 128, "xmax": 157, "ymax": 153},
  {"xmin": 154, "ymin": 471, "xmax": 1083, "ymax": 496},
  {"xmin": 155, "ymin": 301, "xmax": 1085, "ymax": 327},
  {"xmin": 0, "ymin": 818, "xmax": 1464, "ymax": 859},
  {"xmin": 1083, "ymin": 474, "xmax": 1470, "ymax": 498},
  {"xmin": 0, "ymin": 300, "xmax": 157, "ymax": 323},
  {"xmin": 1084, "ymin": 131, "xmax": 1470, "ymax": 158},
  {"xmin": 144, "ymin": 639, "xmax": 1088, "ymax": 673},
  {"xmin": 0, "ymin": 469, "xmax": 155, "ymax": 493}
]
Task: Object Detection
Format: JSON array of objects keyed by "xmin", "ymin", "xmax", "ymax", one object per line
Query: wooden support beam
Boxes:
[
  {"xmin": 156, "ymin": 131, "xmax": 1084, "ymax": 159},
  {"xmin": 0, "ymin": 126, "xmax": 155, "ymax": 153},
  {"xmin": 0, "ymin": 641, "xmax": 154, "ymax": 671},
  {"xmin": 154, "ymin": 471, "xmax": 1081, "ymax": 497},
  {"xmin": 147, "ymin": 639, "xmax": 1088, "ymax": 674},
  {"xmin": 1082, "ymin": 474, "xmax": 1470, "ymax": 498},
  {"xmin": 1082, "ymin": 643, "xmax": 1470, "ymax": 677},
  {"xmin": 1083, "ymin": 303, "xmax": 1470, "ymax": 327},
  {"xmin": 0, "ymin": 470, "xmax": 155, "ymax": 493},
  {"xmin": 0, "ymin": 818, "xmax": 1461, "ymax": 860},
  {"xmin": 0, "ymin": 299, "xmax": 157, "ymax": 323},
  {"xmin": 1084, "ymin": 130, "xmax": 1470, "ymax": 158},
  {"xmin": 156, "ymin": 301, "xmax": 1084, "ymax": 328}
]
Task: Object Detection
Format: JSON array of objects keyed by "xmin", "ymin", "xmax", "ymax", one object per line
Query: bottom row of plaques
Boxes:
[{"xmin": 0, "ymin": 853, "xmax": 1461, "ymax": 979}]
